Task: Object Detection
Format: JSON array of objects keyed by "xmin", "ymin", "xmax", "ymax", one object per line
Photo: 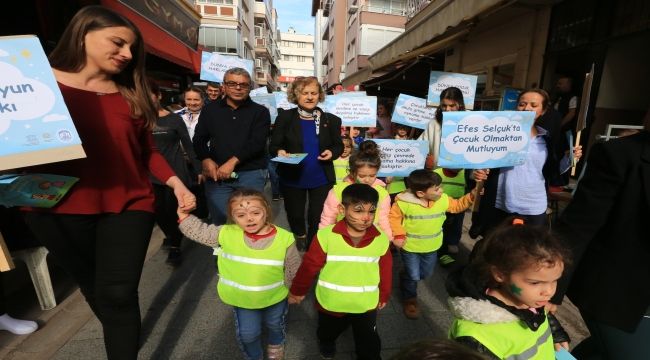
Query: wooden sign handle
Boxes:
[
  {"xmin": 472, "ymin": 181, "xmax": 484, "ymax": 212},
  {"xmin": 571, "ymin": 130, "xmax": 582, "ymax": 177},
  {"xmin": 0, "ymin": 231, "xmax": 16, "ymax": 272}
]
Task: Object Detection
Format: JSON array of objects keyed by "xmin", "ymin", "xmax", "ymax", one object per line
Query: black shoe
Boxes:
[{"xmin": 167, "ymin": 247, "xmax": 182, "ymax": 266}]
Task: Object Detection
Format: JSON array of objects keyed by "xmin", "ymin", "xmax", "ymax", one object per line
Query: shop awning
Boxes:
[
  {"xmin": 341, "ymin": 67, "xmax": 373, "ymax": 88},
  {"xmin": 103, "ymin": 1, "xmax": 202, "ymax": 73},
  {"xmin": 367, "ymin": 0, "xmax": 506, "ymax": 71}
]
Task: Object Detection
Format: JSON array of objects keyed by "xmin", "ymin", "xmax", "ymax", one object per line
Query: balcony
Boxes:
[{"xmin": 361, "ymin": 4, "xmax": 406, "ymax": 16}]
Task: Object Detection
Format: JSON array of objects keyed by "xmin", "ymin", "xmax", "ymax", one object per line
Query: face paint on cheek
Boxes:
[{"xmin": 509, "ymin": 283, "xmax": 523, "ymax": 296}]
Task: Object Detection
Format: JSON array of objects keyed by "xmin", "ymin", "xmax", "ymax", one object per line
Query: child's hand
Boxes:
[
  {"xmin": 544, "ymin": 302, "xmax": 558, "ymax": 314},
  {"xmin": 278, "ymin": 149, "xmax": 290, "ymax": 157},
  {"xmin": 288, "ymin": 293, "xmax": 304, "ymax": 305},
  {"xmin": 393, "ymin": 236, "xmax": 406, "ymax": 249},
  {"xmin": 472, "ymin": 169, "xmax": 489, "ymax": 181},
  {"xmin": 377, "ymin": 302, "xmax": 387, "ymax": 310},
  {"xmin": 554, "ymin": 342, "xmax": 570, "ymax": 351}
]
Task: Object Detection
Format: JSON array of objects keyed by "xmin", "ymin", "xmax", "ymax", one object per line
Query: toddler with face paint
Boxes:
[
  {"xmin": 177, "ymin": 188, "xmax": 301, "ymax": 360},
  {"xmin": 445, "ymin": 218, "xmax": 572, "ymax": 359}
]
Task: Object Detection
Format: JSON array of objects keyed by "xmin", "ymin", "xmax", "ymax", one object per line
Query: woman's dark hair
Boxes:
[
  {"xmin": 472, "ymin": 217, "xmax": 571, "ymax": 288},
  {"xmin": 406, "ymin": 169, "xmax": 442, "ymax": 193},
  {"xmin": 349, "ymin": 140, "xmax": 382, "ymax": 176},
  {"xmin": 435, "ymin": 87, "xmax": 466, "ymax": 123},
  {"xmin": 341, "ymin": 183, "xmax": 379, "ymax": 207},
  {"xmin": 49, "ymin": 5, "xmax": 156, "ymax": 129},
  {"xmin": 390, "ymin": 339, "xmax": 488, "ymax": 360}
]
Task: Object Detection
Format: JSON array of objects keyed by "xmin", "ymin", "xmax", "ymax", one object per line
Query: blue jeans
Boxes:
[
  {"xmin": 204, "ymin": 169, "xmax": 267, "ymax": 225},
  {"xmin": 400, "ymin": 250, "xmax": 438, "ymax": 299},
  {"xmin": 233, "ymin": 299, "xmax": 288, "ymax": 360}
]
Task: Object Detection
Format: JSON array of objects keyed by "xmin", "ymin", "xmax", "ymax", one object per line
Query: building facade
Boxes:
[{"xmin": 278, "ymin": 28, "xmax": 315, "ymax": 91}]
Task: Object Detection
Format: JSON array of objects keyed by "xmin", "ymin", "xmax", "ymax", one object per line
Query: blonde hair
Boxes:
[
  {"xmin": 226, "ymin": 189, "xmax": 272, "ymax": 224},
  {"xmin": 287, "ymin": 77, "xmax": 325, "ymax": 104}
]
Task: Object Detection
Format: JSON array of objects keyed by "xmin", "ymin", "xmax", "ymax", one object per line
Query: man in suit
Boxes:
[{"xmin": 551, "ymin": 110, "xmax": 650, "ymax": 359}]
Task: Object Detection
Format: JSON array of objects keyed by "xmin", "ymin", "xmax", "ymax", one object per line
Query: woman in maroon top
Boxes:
[{"xmin": 22, "ymin": 6, "xmax": 195, "ymax": 359}]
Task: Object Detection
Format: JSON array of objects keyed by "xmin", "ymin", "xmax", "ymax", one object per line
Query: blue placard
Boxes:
[
  {"xmin": 555, "ymin": 348, "xmax": 576, "ymax": 360},
  {"xmin": 270, "ymin": 153, "xmax": 307, "ymax": 164},
  {"xmin": 199, "ymin": 51, "xmax": 254, "ymax": 83},
  {"xmin": 320, "ymin": 94, "xmax": 377, "ymax": 127},
  {"xmin": 250, "ymin": 94, "xmax": 278, "ymax": 124},
  {"xmin": 427, "ymin": 71, "xmax": 478, "ymax": 110},
  {"xmin": 273, "ymin": 91, "xmax": 297, "ymax": 110},
  {"xmin": 391, "ymin": 94, "xmax": 437, "ymax": 130},
  {"xmin": 500, "ymin": 87, "xmax": 522, "ymax": 110},
  {"xmin": 438, "ymin": 111, "xmax": 536, "ymax": 169},
  {"xmin": 0, "ymin": 35, "xmax": 86, "ymax": 171},
  {"xmin": 373, "ymin": 139, "xmax": 429, "ymax": 177}
]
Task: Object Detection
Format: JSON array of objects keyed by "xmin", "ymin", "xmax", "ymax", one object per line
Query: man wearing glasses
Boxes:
[{"xmin": 193, "ymin": 68, "xmax": 271, "ymax": 225}]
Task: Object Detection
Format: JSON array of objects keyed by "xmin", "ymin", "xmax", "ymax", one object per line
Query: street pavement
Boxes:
[{"xmin": 1, "ymin": 185, "xmax": 589, "ymax": 359}]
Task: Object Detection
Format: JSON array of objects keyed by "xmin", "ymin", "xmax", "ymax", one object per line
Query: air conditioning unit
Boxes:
[{"xmin": 348, "ymin": 5, "xmax": 358, "ymax": 14}]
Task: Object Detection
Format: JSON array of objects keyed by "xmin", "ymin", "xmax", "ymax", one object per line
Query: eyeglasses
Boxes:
[{"xmin": 224, "ymin": 81, "xmax": 251, "ymax": 89}]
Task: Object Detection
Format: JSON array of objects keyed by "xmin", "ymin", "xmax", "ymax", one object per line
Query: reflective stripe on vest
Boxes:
[
  {"xmin": 333, "ymin": 182, "xmax": 388, "ymax": 223},
  {"xmin": 327, "ymin": 255, "xmax": 380, "ymax": 263},
  {"xmin": 397, "ymin": 194, "xmax": 448, "ymax": 253},
  {"xmin": 433, "ymin": 168, "xmax": 466, "ymax": 199},
  {"xmin": 450, "ymin": 314, "xmax": 554, "ymax": 360},
  {"xmin": 220, "ymin": 278, "xmax": 285, "ymax": 292},
  {"xmin": 315, "ymin": 225, "xmax": 389, "ymax": 313},
  {"xmin": 317, "ymin": 280, "xmax": 378, "ymax": 293},
  {"xmin": 216, "ymin": 225, "xmax": 294, "ymax": 309}
]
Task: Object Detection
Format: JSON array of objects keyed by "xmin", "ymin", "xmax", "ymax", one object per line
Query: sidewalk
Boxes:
[{"xmin": 1, "ymin": 191, "xmax": 589, "ymax": 359}]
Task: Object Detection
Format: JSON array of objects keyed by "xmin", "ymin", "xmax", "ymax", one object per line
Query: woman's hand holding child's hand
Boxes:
[{"xmin": 288, "ymin": 293, "xmax": 304, "ymax": 305}]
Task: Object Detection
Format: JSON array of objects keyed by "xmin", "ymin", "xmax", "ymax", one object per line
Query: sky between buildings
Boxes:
[{"xmin": 275, "ymin": 0, "xmax": 315, "ymax": 35}]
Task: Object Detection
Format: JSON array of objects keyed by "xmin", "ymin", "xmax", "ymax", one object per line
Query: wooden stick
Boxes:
[
  {"xmin": 571, "ymin": 130, "xmax": 582, "ymax": 176},
  {"xmin": 472, "ymin": 181, "xmax": 484, "ymax": 212},
  {"xmin": 0, "ymin": 231, "xmax": 16, "ymax": 272}
]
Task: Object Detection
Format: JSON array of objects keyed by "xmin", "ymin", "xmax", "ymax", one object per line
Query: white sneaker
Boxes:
[{"xmin": 0, "ymin": 313, "xmax": 38, "ymax": 335}]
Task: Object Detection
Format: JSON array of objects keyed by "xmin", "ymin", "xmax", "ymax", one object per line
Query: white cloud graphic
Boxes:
[
  {"xmin": 395, "ymin": 98, "xmax": 435, "ymax": 124},
  {"xmin": 0, "ymin": 61, "xmax": 56, "ymax": 135},
  {"xmin": 0, "ymin": 49, "xmax": 9, "ymax": 57},
  {"xmin": 42, "ymin": 113, "xmax": 68, "ymax": 122},
  {"xmin": 441, "ymin": 113, "xmax": 529, "ymax": 164},
  {"xmin": 429, "ymin": 75, "xmax": 474, "ymax": 98}
]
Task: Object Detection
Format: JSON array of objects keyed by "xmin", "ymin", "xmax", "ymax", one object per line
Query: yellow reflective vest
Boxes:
[
  {"xmin": 216, "ymin": 225, "xmax": 294, "ymax": 309},
  {"xmin": 315, "ymin": 225, "xmax": 390, "ymax": 313},
  {"xmin": 433, "ymin": 168, "xmax": 466, "ymax": 199},
  {"xmin": 397, "ymin": 194, "xmax": 449, "ymax": 253},
  {"xmin": 387, "ymin": 177, "xmax": 406, "ymax": 195},
  {"xmin": 333, "ymin": 157, "xmax": 349, "ymax": 184},
  {"xmin": 333, "ymin": 182, "xmax": 389, "ymax": 223},
  {"xmin": 450, "ymin": 315, "xmax": 555, "ymax": 359}
]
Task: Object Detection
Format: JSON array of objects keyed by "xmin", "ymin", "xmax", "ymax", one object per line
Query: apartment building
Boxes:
[
  {"xmin": 278, "ymin": 28, "xmax": 315, "ymax": 91},
  {"xmin": 193, "ymin": 0, "xmax": 280, "ymax": 88}
]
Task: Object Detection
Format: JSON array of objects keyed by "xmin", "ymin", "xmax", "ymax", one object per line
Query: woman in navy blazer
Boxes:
[
  {"xmin": 552, "ymin": 111, "xmax": 650, "ymax": 359},
  {"xmin": 269, "ymin": 77, "xmax": 343, "ymax": 249}
]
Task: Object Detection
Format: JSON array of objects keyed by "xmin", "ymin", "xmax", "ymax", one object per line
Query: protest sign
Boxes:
[
  {"xmin": 250, "ymin": 94, "xmax": 278, "ymax": 123},
  {"xmin": 373, "ymin": 139, "xmax": 428, "ymax": 177},
  {"xmin": 273, "ymin": 92, "xmax": 297, "ymax": 110},
  {"xmin": 391, "ymin": 94, "xmax": 437, "ymax": 130},
  {"xmin": 199, "ymin": 51, "xmax": 254, "ymax": 82},
  {"xmin": 438, "ymin": 111, "xmax": 535, "ymax": 169},
  {"xmin": 0, "ymin": 35, "xmax": 86, "ymax": 171},
  {"xmin": 320, "ymin": 94, "xmax": 377, "ymax": 127},
  {"xmin": 427, "ymin": 71, "xmax": 478, "ymax": 110},
  {"xmin": 499, "ymin": 87, "xmax": 522, "ymax": 110},
  {"xmin": 249, "ymin": 86, "xmax": 269, "ymax": 96}
]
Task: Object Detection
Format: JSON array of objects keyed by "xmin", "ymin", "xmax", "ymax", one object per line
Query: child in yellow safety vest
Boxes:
[
  {"xmin": 289, "ymin": 183, "xmax": 392, "ymax": 360},
  {"xmin": 390, "ymin": 169, "xmax": 477, "ymax": 320},
  {"xmin": 333, "ymin": 137, "xmax": 353, "ymax": 184},
  {"xmin": 433, "ymin": 168, "xmax": 467, "ymax": 268},
  {"xmin": 446, "ymin": 218, "xmax": 571, "ymax": 359},
  {"xmin": 320, "ymin": 140, "xmax": 392, "ymax": 240},
  {"xmin": 177, "ymin": 188, "xmax": 301, "ymax": 360},
  {"xmin": 386, "ymin": 123, "xmax": 414, "ymax": 203}
]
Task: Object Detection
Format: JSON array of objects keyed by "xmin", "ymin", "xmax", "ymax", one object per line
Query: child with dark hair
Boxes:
[
  {"xmin": 290, "ymin": 183, "xmax": 392, "ymax": 360},
  {"xmin": 390, "ymin": 339, "xmax": 487, "ymax": 360},
  {"xmin": 390, "ymin": 169, "xmax": 477, "ymax": 319},
  {"xmin": 320, "ymin": 140, "xmax": 392, "ymax": 240},
  {"xmin": 446, "ymin": 218, "xmax": 571, "ymax": 359}
]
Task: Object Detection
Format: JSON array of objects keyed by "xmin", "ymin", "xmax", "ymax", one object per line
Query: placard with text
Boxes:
[
  {"xmin": 427, "ymin": 71, "xmax": 478, "ymax": 110},
  {"xmin": 250, "ymin": 94, "xmax": 278, "ymax": 123},
  {"xmin": 373, "ymin": 139, "xmax": 428, "ymax": 177},
  {"xmin": 320, "ymin": 94, "xmax": 377, "ymax": 127},
  {"xmin": 391, "ymin": 94, "xmax": 436, "ymax": 130},
  {"xmin": 199, "ymin": 51, "xmax": 254, "ymax": 83},
  {"xmin": 0, "ymin": 35, "xmax": 86, "ymax": 171},
  {"xmin": 438, "ymin": 111, "xmax": 535, "ymax": 169}
]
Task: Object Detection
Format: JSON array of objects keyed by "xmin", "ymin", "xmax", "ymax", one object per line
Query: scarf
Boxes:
[{"xmin": 297, "ymin": 107, "xmax": 321, "ymax": 135}]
